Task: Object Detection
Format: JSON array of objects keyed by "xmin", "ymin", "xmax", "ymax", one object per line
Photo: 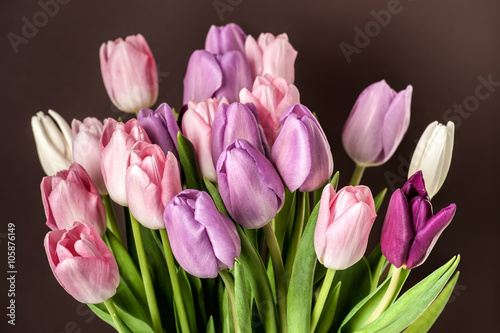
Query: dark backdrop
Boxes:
[{"xmin": 1, "ymin": 0, "xmax": 499, "ymax": 332}]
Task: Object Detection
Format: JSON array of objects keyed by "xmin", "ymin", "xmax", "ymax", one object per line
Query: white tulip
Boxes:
[
  {"xmin": 31, "ymin": 110, "xmax": 73, "ymax": 175},
  {"xmin": 408, "ymin": 121, "xmax": 455, "ymax": 198}
]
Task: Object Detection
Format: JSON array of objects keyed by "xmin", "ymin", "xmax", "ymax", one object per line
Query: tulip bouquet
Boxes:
[{"xmin": 32, "ymin": 23, "xmax": 460, "ymax": 333}]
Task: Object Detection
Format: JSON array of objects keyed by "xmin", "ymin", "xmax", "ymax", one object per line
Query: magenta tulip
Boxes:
[
  {"xmin": 126, "ymin": 142, "xmax": 182, "ymax": 229},
  {"xmin": 72, "ymin": 117, "xmax": 106, "ymax": 195},
  {"xmin": 272, "ymin": 104, "xmax": 334, "ymax": 192},
  {"xmin": 205, "ymin": 23, "xmax": 246, "ymax": 55},
  {"xmin": 315, "ymin": 184, "xmax": 377, "ymax": 270},
  {"xmin": 44, "ymin": 221, "xmax": 119, "ymax": 303},
  {"xmin": 41, "ymin": 163, "xmax": 106, "ymax": 235},
  {"xmin": 239, "ymin": 74, "xmax": 300, "ymax": 145},
  {"xmin": 100, "ymin": 34, "xmax": 158, "ymax": 113},
  {"xmin": 100, "ymin": 118, "xmax": 150, "ymax": 206},
  {"xmin": 164, "ymin": 190, "xmax": 241, "ymax": 278},
  {"xmin": 381, "ymin": 171, "xmax": 456, "ymax": 269},
  {"xmin": 342, "ymin": 80, "xmax": 412, "ymax": 166}
]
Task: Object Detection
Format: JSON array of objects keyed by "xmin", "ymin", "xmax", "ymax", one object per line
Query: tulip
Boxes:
[
  {"xmin": 205, "ymin": 23, "xmax": 246, "ymax": 55},
  {"xmin": 164, "ymin": 189, "xmax": 241, "ymax": 278},
  {"xmin": 272, "ymin": 104, "xmax": 334, "ymax": 192},
  {"xmin": 245, "ymin": 33, "xmax": 298, "ymax": 83},
  {"xmin": 100, "ymin": 118, "xmax": 150, "ymax": 206},
  {"xmin": 342, "ymin": 80, "xmax": 412, "ymax": 166},
  {"xmin": 183, "ymin": 49, "xmax": 252, "ymax": 104},
  {"xmin": 217, "ymin": 139, "xmax": 284, "ymax": 229},
  {"xmin": 239, "ymin": 74, "xmax": 300, "ymax": 145},
  {"xmin": 314, "ymin": 184, "xmax": 377, "ymax": 270},
  {"xmin": 182, "ymin": 98, "xmax": 228, "ymax": 182},
  {"xmin": 381, "ymin": 171, "xmax": 456, "ymax": 269},
  {"xmin": 408, "ymin": 121, "xmax": 455, "ymax": 199},
  {"xmin": 44, "ymin": 221, "xmax": 119, "ymax": 303},
  {"xmin": 41, "ymin": 163, "xmax": 106, "ymax": 235},
  {"xmin": 32, "ymin": 110, "xmax": 73, "ymax": 176},
  {"xmin": 137, "ymin": 103, "xmax": 180, "ymax": 158},
  {"xmin": 126, "ymin": 142, "xmax": 182, "ymax": 229},
  {"xmin": 100, "ymin": 34, "xmax": 158, "ymax": 113},
  {"xmin": 211, "ymin": 102, "xmax": 270, "ymax": 167},
  {"xmin": 72, "ymin": 117, "xmax": 107, "ymax": 195}
]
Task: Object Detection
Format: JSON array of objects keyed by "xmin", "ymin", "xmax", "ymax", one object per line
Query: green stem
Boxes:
[
  {"xmin": 310, "ymin": 268, "xmax": 336, "ymax": 332},
  {"xmin": 349, "ymin": 164, "xmax": 366, "ymax": 186},
  {"xmin": 365, "ymin": 265, "xmax": 402, "ymax": 324},
  {"xmin": 263, "ymin": 223, "xmax": 287, "ymax": 333},
  {"xmin": 284, "ymin": 191, "xmax": 308, "ymax": 281},
  {"xmin": 219, "ymin": 269, "xmax": 240, "ymax": 333},
  {"xmin": 102, "ymin": 195, "xmax": 123, "ymax": 243},
  {"xmin": 103, "ymin": 299, "xmax": 125, "ymax": 333},
  {"xmin": 129, "ymin": 213, "xmax": 163, "ymax": 333},
  {"xmin": 159, "ymin": 229, "xmax": 191, "ymax": 333}
]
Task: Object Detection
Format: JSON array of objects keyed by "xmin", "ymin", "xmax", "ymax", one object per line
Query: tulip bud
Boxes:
[
  {"xmin": 314, "ymin": 184, "xmax": 377, "ymax": 270},
  {"xmin": 245, "ymin": 33, "xmax": 298, "ymax": 83},
  {"xmin": 408, "ymin": 121, "xmax": 455, "ymax": 199},
  {"xmin": 100, "ymin": 118, "xmax": 150, "ymax": 206},
  {"xmin": 100, "ymin": 34, "xmax": 158, "ymax": 113},
  {"xmin": 41, "ymin": 163, "xmax": 107, "ymax": 235},
  {"xmin": 44, "ymin": 221, "xmax": 119, "ymax": 303},
  {"xmin": 31, "ymin": 110, "xmax": 73, "ymax": 176},
  {"xmin": 239, "ymin": 74, "xmax": 300, "ymax": 145},
  {"xmin": 137, "ymin": 103, "xmax": 180, "ymax": 158},
  {"xmin": 342, "ymin": 80, "xmax": 412, "ymax": 166},
  {"xmin": 126, "ymin": 142, "xmax": 182, "ymax": 229},
  {"xmin": 164, "ymin": 190, "xmax": 241, "ymax": 278},
  {"xmin": 183, "ymin": 50, "xmax": 252, "ymax": 104},
  {"xmin": 205, "ymin": 23, "xmax": 246, "ymax": 55},
  {"xmin": 72, "ymin": 117, "xmax": 107, "ymax": 195},
  {"xmin": 212, "ymin": 102, "xmax": 270, "ymax": 167},
  {"xmin": 381, "ymin": 171, "xmax": 456, "ymax": 269},
  {"xmin": 272, "ymin": 104, "xmax": 334, "ymax": 192},
  {"xmin": 217, "ymin": 139, "xmax": 284, "ymax": 229}
]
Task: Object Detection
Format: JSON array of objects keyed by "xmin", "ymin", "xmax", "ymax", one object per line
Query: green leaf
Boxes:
[
  {"xmin": 188, "ymin": 273, "xmax": 208, "ymax": 330},
  {"xmin": 235, "ymin": 261, "xmax": 252, "ymax": 331},
  {"xmin": 330, "ymin": 171, "xmax": 340, "ymax": 190},
  {"xmin": 275, "ymin": 188, "xmax": 297, "ymax": 250},
  {"xmin": 315, "ymin": 282, "xmax": 342, "ymax": 333},
  {"xmin": 206, "ymin": 316, "xmax": 216, "ymax": 333},
  {"xmin": 373, "ymin": 188, "xmax": 387, "ymax": 212},
  {"xmin": 404, "ymin": 272, "xmax": 460, "ymax": 333},
  {"xmin": 177, "ymin": 268, "xmax": 198, "ymax": 332},
  {"xmin": 204, "ymin": 177, "xmax": 230, "ymax": 217},
  {"xmin": 367, "ymin": 245, "xmax": 389, "ymax": 293},
  {"xmin": 178, "ymin": 132, "xmax": 203, "ymax": 190}
]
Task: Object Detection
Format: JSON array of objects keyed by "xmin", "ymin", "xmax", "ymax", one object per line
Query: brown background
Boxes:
[{"xmin": 1, "ymin": 0, "xmax": 499, "ymax": 332}]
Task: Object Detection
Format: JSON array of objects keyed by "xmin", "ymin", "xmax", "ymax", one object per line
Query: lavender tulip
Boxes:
[
  {"xmin": 205, "ymin": 23, "xmax": 246, "ymax": 55},
  {"xmin": 164, "ymin": 190, "xmax": 241, "ymax": 278},
  {"xmin": 381, "ymin": 171, "xmax": 456, "ymax": 269},
  {"xmin": 217, "ymin": 139, "xmax": 284, "ymax": 229},
  {"xmin": 44, "ymin": 221, "xmax": 119, "ymax": 303},
  {"xmin": 342, "ymin": 80, "xmax": 412, "ymax": 166},
  {"xmin": 272, "ymin": 104, "xmax": 334, "ymax": 192},
  {"xmin": 137, "ymin": 103, "xmax": 180, "ymax": 158},
  {"xmin": 211, "ymin": 102, "xmax": 270, "ymax": 166},
  {"xmin": 183, "ymin": 50, "xmax": 252, "ymax": 104}
]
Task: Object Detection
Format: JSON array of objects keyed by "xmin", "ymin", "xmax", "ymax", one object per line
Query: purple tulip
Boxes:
[
  {"xmin": 342, "ymin": 80, "xmax": 412, "ymax": 166},
  {"xmin": 217, "ymin": 139, "xmax": 284, "ymax": 229},
  {"xmin": 45, "ymin": 221, "xmax": 119, "ymax": 303},
  {"xmin": 164, "ymin": 190, "xmax": 241, "ymax": 278},
  {"xmin": 212, "ymin": 102, "xmax": 270, "ymax": 167},
  {"xmin": 183, "ymin": 50, "xmax": 252, "ymax": 104},
  {"xmin": 205, "ymin": 23, "xmax": 246, "ymax": 55},
  {"xmin": 137, "ymin": 103, "xmax": 180, "ymax": 158},
  {"xmin": 381, "ymin": 171, "xmax": 456, "ymax": 269},
  {"xmin": 272, "ymin": 104, "xmax": 334, "ymax": 192}
]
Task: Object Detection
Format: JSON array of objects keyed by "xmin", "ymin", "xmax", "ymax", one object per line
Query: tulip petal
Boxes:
[
  {"xmin": 183, "ymin": 50, "xmax": 222, "ymax": 105},
  {"xmin": 314, "ymin": 184, "xmax": 336, "ymax": 264},
  {"xmin": 245, "ymin": 35, "xmax": 263, "ymax": 79},
  {"xmin": 214, "ymin": 51, "xmax": 252, "ymax": 103}
]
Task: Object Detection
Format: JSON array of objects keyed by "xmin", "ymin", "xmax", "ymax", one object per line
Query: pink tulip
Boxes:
[
  {"xmin": 245, "ymin": 33, "xmax": 298, "ymax": 83},
  {"xmin": 44, "ymin": 221, "xmax": 119, "ymax": 304},
  {"xmin": 181, "ymin": 98, "xmax": 228, "ymax": 182},
  {"xmin": 126, "ymin": 142, "xmax": 182, "ymax": 229},
  {"xmin": 100, "ymin": 34, "xmax": 158, "ymax": 113},
  {"xmin": 239, "ymin": 74, "xmax": 300, "ymax": 145},
  {"xmin": 41, "ymin": 163, "xmax": 106, "ymax": 235},
  {"xmin": 72, "ymin": 117, "xmax": 107, "ymax": 195},
  {"xmin": 100, "ymin": 118, "xmax": 150, "ymax": 206},
  {"xmin": 314, "ymin": 184, "xmax": 377, "ymax": 270}
]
